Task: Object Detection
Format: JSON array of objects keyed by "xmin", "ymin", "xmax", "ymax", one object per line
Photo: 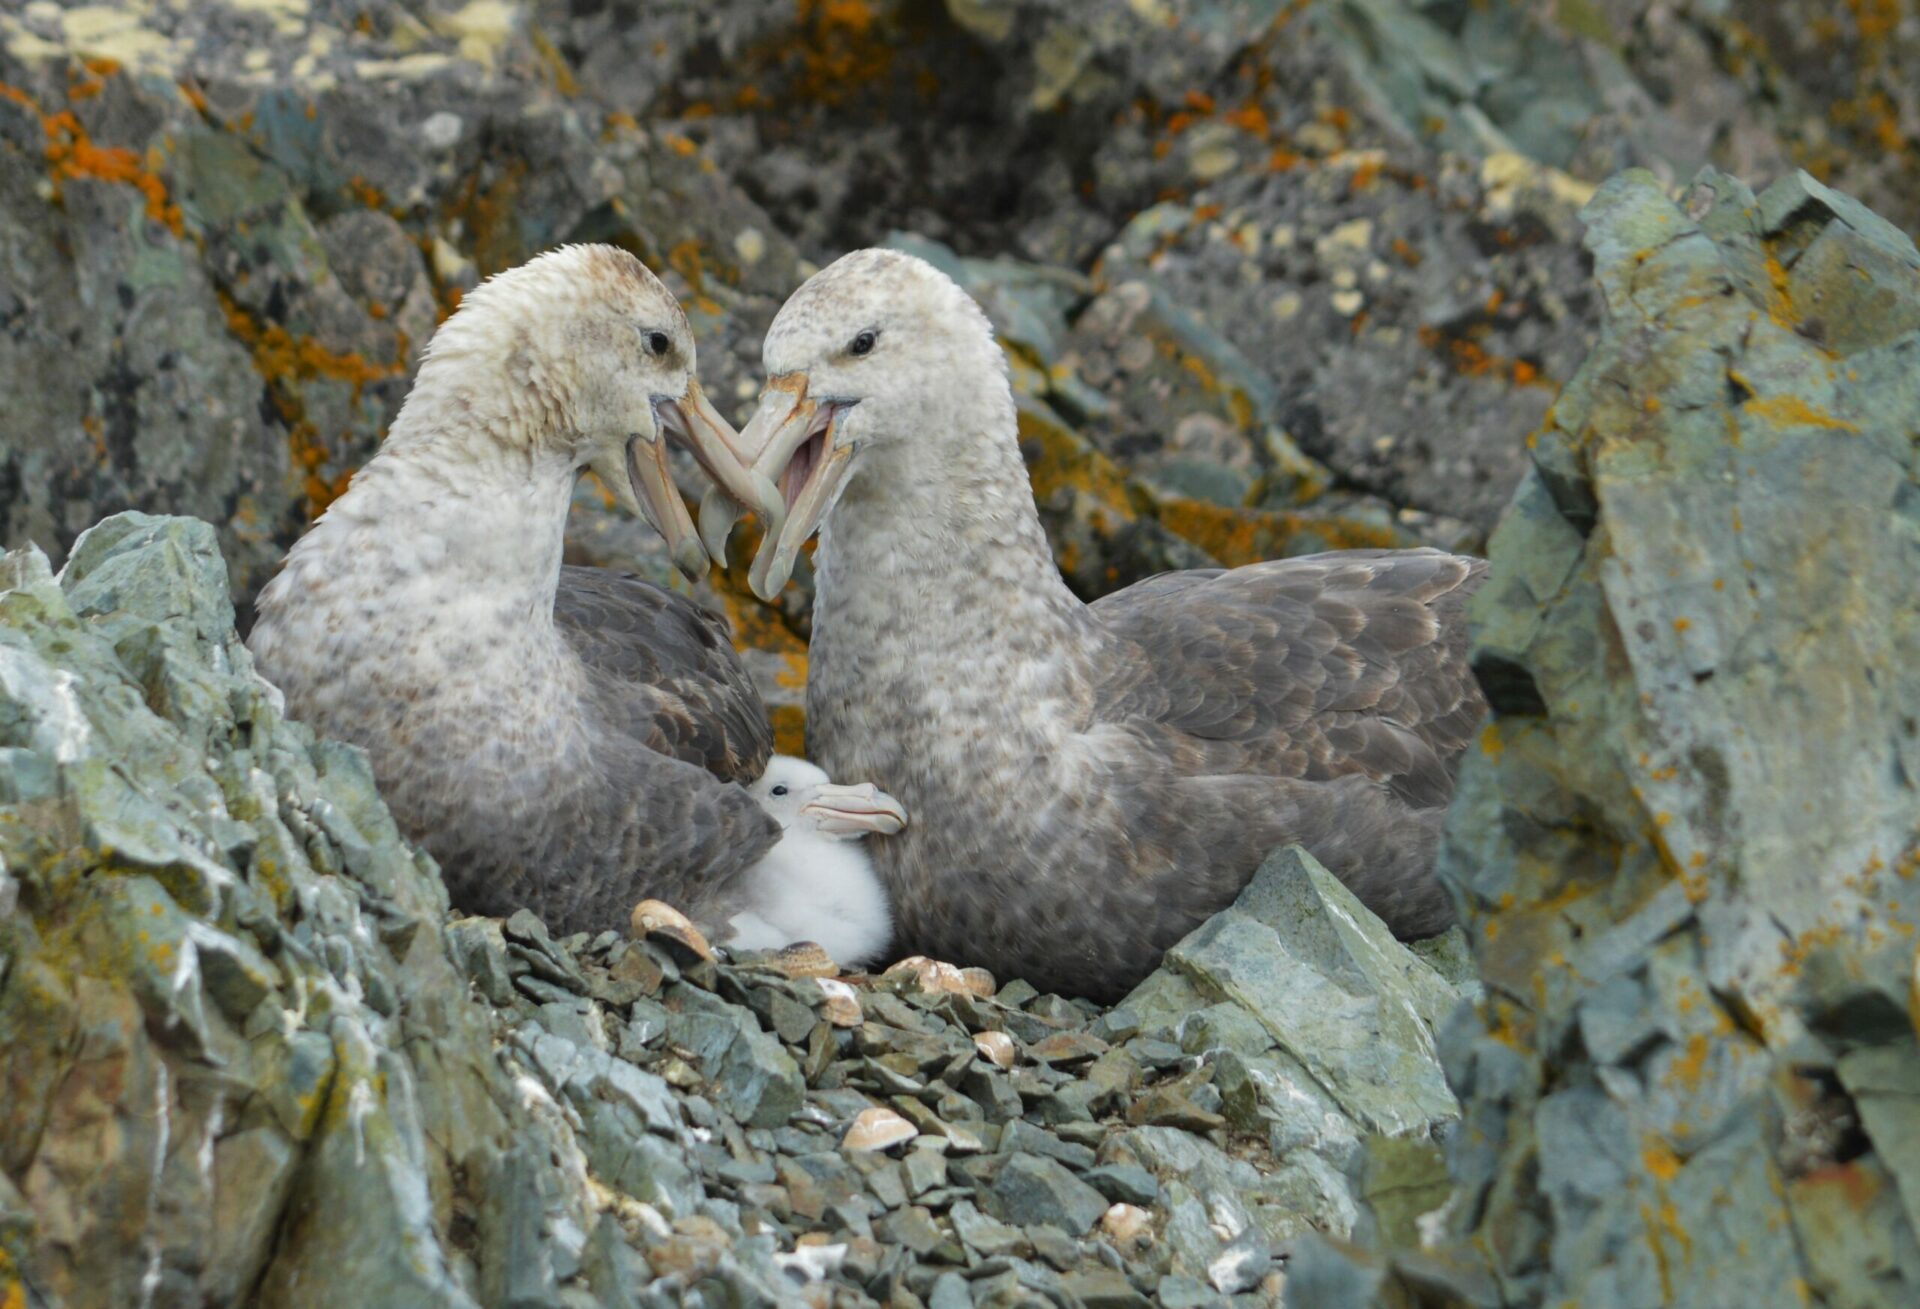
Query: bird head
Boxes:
[
  {"xmin": 697, "ymin": 249, "xmax": 1004, "ymax": 599},
  {"xmin": 748, "ymin": 754, "xmax": 907, "ymax": 840},
  {"xmin": 419, "ymin": 244, "xmax": 781, "ymax": 581}
]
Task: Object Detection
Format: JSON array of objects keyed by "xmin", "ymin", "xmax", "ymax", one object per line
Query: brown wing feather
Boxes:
[
  {"xmin": 552, "ymin": 566, "xmax": 773, "ymax": 785},
  {"xmin": 1090, "ymin": 548, "xmax": 1487, "ymax": 807}
]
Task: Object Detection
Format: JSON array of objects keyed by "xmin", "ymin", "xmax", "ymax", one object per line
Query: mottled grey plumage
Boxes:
[
  {"xmin": 743, "ymin": 249, "xmax": 1488, "ymax": 1001},
  {"xmin": 553, "ymin": 565, "xmax": 772, "ymax": 782},
  {"xmin": 404, "ymin": 568, "xmax": 778, "ymax": 933},
  {"xmin": 249, "ymin": 246, "xmax": 778, "ymax": 939}
]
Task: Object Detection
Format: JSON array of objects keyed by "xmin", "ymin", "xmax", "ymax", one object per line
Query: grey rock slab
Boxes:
[
  {"xmin": 1839, "ymin": 1044, "xmax": 1920, "ymax": 1235},
  {"xmin": 990, "ymin": 1154, "xmax": 1109, "ymax": 1236},
  {"xmin": 1082, "ymin": 1164, "xmax": 1159, "ymax": 1207},
  {"xmin": 950, "ymin": 1199, "xmax": 1027, "ymax": 1260},
  {"xmin": 664, "ymin": 987, "xmax": 804, "ymax": 1129},
  {"xmin": 999, "ymin": 1119, "xmax": 1096, "ymax": 1171},
  {"xmin": 1148, "ymin": 845, "xmax": 1459, "ymax": 1136}
]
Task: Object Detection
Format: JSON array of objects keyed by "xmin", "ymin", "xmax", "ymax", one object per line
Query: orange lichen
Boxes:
[
  {"xmin": 218, "ymin": 291, "xmax": 405, "ymax": 516},
  {"xmin": 1762, "ymin": 252, "xmax": 1795, "ymax": 318},
  {"xmin": 346, "ymin": 174, "xmax": 388, "ymax": 211},
  {"xmin": 1223, "ymin": 103, "xmax": 1268, "ymax": 135},
  {"xmin": 440, "ymin": 155, "xmax": 531, "ymax": 277},
  {"xmin": 667, "ymin": 239, "xmax": 709, "ymax": 294},
  {"xmin": 1844, "ymin": 0, "xmax": 1899, "ymax": 44},
  {"xmin": 773, "ymin": 651, "xmax": 808, "ymax": 691},
  {"xmin": 529, "ymin": 24, "xmax": 580, "ymax": 96},
  {"xmin": 1, "ymin": 1247, "xmax": 25, "ymax": 1309},
  {"xmin": 1154, "ymin": 498, "xmax": 1402, "ymax": 568},
  {"xmin": 1017, "ymin": 408, "xmax": 1134, "ymax": 516},
  {"xmin": 786, "ymin": 0, "xmax": 895, "ymax": 106},
  {"xmin": 23, "ymin": 83, "xmax": 186, "ymax": 236},
  {"xmin": 769, "ymin": 704, "xmax": 807, "ymax": 756},
  {"xmin": 1417, "ymin": 325, "xmax": 1551, "ymax": 389},
  {"xmin": 1669, "ymin": 1034, "xmax": 1716, "ymax": 1095},
  {"xmin": 81, "ymin": 412, "xmax": 106, "ymax": 464}
]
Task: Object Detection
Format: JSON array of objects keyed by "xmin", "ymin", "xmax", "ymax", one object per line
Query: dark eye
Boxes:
[
  {"xmin": 770, "ymin": 784, "xmax": 788, "ymax": 797},
  {"xmin": 848, "ymin": 329, "xmax": 877, "ymax": 357},
  {"xmin": 644, "ymin": 330, "xmax": 671, "ymax": 357}
]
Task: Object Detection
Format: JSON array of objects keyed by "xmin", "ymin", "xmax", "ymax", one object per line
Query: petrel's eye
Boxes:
[
  {"xmin": 644, "ymin": 330, "xmax": 671, "ymax": 357},
  {"xmin": 848, "ymin": 329, "xmax": 877, "ymax": 357},
  {"xmin": 770, "ymin": 784, "xmax": 788, "ymax": 797}
]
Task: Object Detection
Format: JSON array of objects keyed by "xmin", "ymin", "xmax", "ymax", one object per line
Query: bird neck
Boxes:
[
  {"xmin": 816, "ymin": 393, "xmax": 1090, "ymax": 662},
  {"xmin": 806, "ymin": 384, "xmax": 1101, "ymax": 812},
  {"xmin": 279, "ymin": 383, "xmax": 581, "ymax": 640}
]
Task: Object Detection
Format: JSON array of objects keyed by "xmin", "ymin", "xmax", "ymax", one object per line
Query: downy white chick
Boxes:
[{"xmin": 727, "ymin": 755, "xmax": 904, "ymax": 969}]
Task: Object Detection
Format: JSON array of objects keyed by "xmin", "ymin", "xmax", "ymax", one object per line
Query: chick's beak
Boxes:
[{"xmin": 801, "ymin": 782, "xmax": 908, "ymax": 838}]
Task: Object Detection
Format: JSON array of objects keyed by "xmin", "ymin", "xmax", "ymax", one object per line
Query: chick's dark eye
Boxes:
[
  {"xmin": 644, "ymin": 330, "xmax": 671, "ymax": 356},
  {"xmin": 770, "ymin": 784, "xmax": 788, "ymax": 797},
  {"xmin": 849, "ymin": 329, "xmax": 877, "ymax": 357}
]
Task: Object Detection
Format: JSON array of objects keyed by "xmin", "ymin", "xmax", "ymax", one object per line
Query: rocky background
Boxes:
[{"xmin": 1, "ymin": 2, "xmax": 1918, "ymax": 1307}]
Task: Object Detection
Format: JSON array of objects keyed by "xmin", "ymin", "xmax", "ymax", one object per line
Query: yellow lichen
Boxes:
[
  {"xmin": 1741, "ymin": 393, "xmax": 1860, "ymax": 432},
  {"xmin": 1154, "ymin": 497, "xmax": 1403, "ymax": 569},
  {"xmin": 1642, "ymin": 1138, "xmax": 1682, "ymax": 1182},
  {"xmin": 769, "ymin": 704, "xmax": 806, "ymax": 756},
  {"xmin": 1479, "ymin": 721, "xmax": 1505, "ymax": 761}
]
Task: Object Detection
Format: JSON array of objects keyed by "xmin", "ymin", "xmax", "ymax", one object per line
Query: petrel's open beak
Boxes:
[
  {"xmin": 609, "ymin": 378, "xmax": 783, "ymax": 583},
  {"xmin": 735, "ymin": 373, "xmax": 857, "ymax": 602},
  {"xmin": 801, "ymin": 781, "xmax": 908, "ymax": 838},
  {"xmin": 624, "ymin": 432, "xmax": 709, "ymax": 580},
  {"xmin": 697, "ymin": 373, "xmax": 806, "ymax": 569}
]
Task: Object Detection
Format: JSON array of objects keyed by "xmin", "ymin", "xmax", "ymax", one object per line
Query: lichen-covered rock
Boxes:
[
  {"xmin": 0, "ymin": 514, "xmax": 498, "ymax": 1305},
  {"xmin": 1118, "ymin": 846, "xmax": 1471, "ymax": 1255},
  {"xmin": 0, "ymin": 513, "xmax": 799, "ymax": 1308},
  {"xmin": 5, "ymin": 0, "xmax": 1919, "ymax": 760},
  {"xmin": 0, "ymin": 0, "xmax": 796, "ymax": 620},
  {"xmin": 1296, "ymin": 168, "xmax": 1920, "ymax": 1307}
]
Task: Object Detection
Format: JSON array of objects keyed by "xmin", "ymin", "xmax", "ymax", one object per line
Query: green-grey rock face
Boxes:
[
  {"xmin": 0, "ymin": 513, "xmax": 813, "ymax": 1308},
  {"xmin": 1116, "ymin": 846, "xmax": 1474, "ymax": 1258},
  {"xmin": 1, "ymin": 514, "xmax": 492, "ymax": 1306},
  {"xmin": 1163, "ymin": 847, "xmax": 1460, "ymax": 1137},
  {"xmin": 1291, "ymin": 168, "xmax": 1920, "ymax": 1308}
]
